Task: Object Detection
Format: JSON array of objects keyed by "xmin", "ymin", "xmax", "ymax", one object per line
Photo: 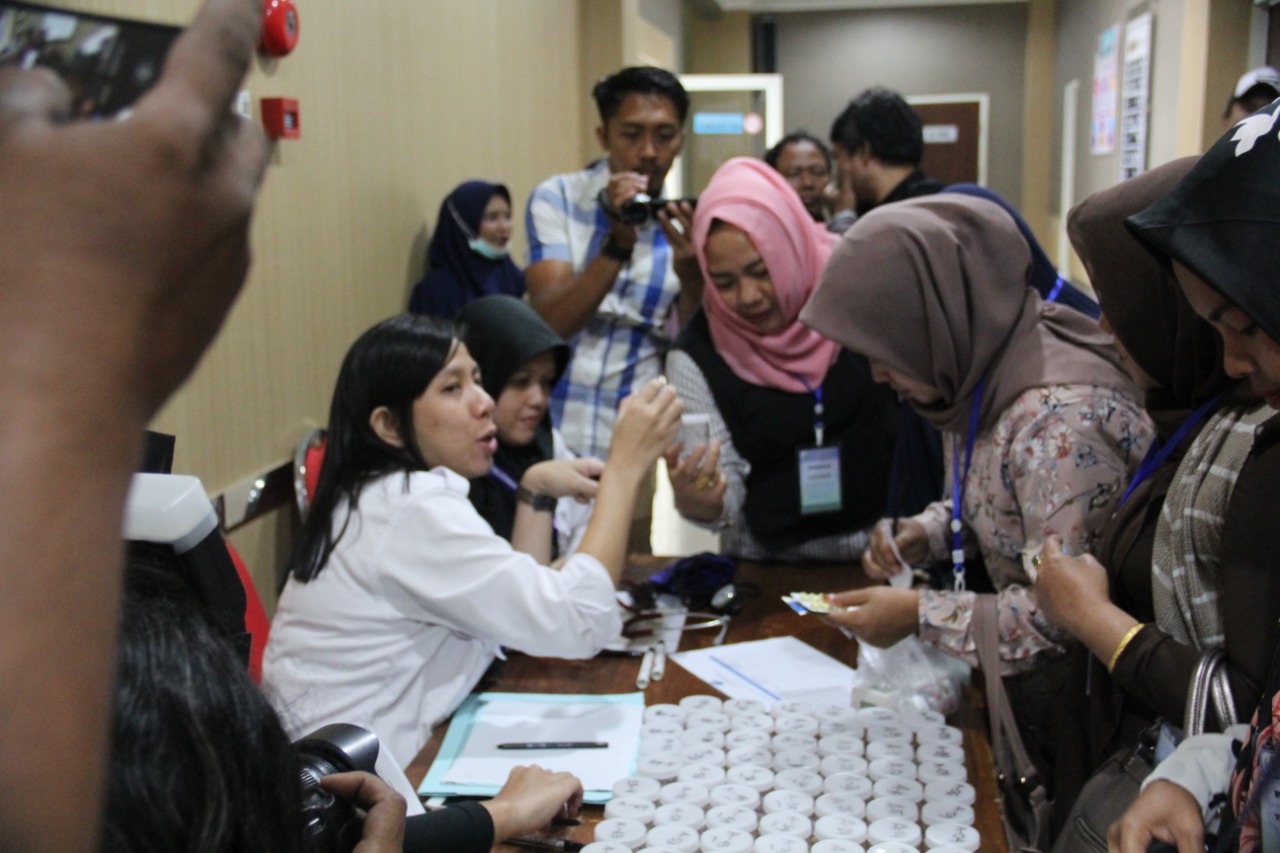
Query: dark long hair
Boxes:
[
  {"xmin": 103, "ymin": 556, "xmax": 308, "ymax": 853},
  {"xmin": 292, "ymin": 314, "xmax": 459, "ymax": 581}
]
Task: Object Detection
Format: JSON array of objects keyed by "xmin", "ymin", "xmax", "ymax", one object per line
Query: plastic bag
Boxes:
[{"xmin": 851, "ymin": 635, "xmax": 970, "ymax": 715}]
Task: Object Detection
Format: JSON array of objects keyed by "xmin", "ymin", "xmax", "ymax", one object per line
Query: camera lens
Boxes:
[{"xmin": 618, "ymin": 192, "xmax": 654, "ymax": 225}]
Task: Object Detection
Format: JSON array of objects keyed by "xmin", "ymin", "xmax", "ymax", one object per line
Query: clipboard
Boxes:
[{"xmin": 417, "ymin": 692, "xmax": 644, "ymax": 804}]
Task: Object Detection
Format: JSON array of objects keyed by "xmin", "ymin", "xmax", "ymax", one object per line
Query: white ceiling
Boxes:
[{"xmin": 708, "ymin": 0, "xmax": 1026, "ymax": 11}]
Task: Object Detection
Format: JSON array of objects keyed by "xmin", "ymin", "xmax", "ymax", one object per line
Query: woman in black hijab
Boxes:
[
  {"xmin": 459, "ymin": 296, "xmax": 596, "ymax": 556},
  {"xmin": 409, "ymin": 181, "xmax": 525, "ymax": 318},
  {"xmin": 1078, "ymin": 98, "xmax": 1280, "ymax": 853}
]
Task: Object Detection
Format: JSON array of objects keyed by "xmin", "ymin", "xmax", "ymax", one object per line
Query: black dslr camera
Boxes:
[{"xmin": 295, "ymin": 723, "xmax": 381, "ymax": 853}]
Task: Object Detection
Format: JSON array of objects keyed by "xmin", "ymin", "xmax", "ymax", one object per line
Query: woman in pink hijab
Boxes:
[{"xmin": 665, "ymin": 157, "xmax": 898, "ymax": 561}]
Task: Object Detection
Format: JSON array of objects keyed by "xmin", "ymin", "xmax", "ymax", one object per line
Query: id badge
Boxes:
[{"xmin": 797, "ymin": 445, "xmax": 843, "ymax": 515}]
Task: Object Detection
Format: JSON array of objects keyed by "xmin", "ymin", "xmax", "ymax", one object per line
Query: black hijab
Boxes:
[
  {"xmin": 458, "ymin": 296, "xmax": 569, "ymax": 541},
  {"xmin": 408, "ymin": 181, "xmax": 525, "ymax": 319},
  {"xmin": 1127, "ymin": 98, "xmax": 1280, "ymax": 343}
]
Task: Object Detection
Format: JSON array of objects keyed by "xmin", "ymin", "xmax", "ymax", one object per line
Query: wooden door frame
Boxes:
[{"xmin": 906, "ymin": 92, "xmax": 990, "ymax": 187}]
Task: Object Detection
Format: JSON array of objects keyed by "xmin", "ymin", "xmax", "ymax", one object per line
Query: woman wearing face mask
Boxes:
[
  {"xmin": 263, "ymin": 314, "xmax": 680, "ymax": 767},
  {"xmin": 459, "ymin": 295, "xmax": 595, "ymax": 559},
  {"xmin": 665, "ymin": 157, "xmax": 898, "ymax": 561},
  {"xmin": 408, "ymin": 181, "xmax": 524, "ymax": 319},
  {"xmin": 1107, "ymin": 99, "xmax": 1280, "ymax": 853}
]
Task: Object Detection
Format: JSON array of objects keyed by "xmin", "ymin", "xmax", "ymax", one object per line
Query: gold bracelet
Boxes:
[{"xmin": 1107, "ymin": 623, "xmax": 1145, "ymax": 674}]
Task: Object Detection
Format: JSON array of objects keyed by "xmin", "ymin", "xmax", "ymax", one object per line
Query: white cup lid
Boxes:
[
  {"xmin": 660, "ymin": 781, "xmax": 711, "ymax": 808},
  {"xmin": 763, "ymin": 788, "xmax": 815, "ymax": 816},
  {"xmin": 705, "ymin": 803, "xmax": 759, "ymax": 833},
  {"xmin": 653, "ymin": 802, "xmax": 707, "ymax": 830},
  {"xmin": 815, "ymin": 791, "xmax": 867, "ymax": 819},
  {"xmin": 871, "ymin": 777, "xmax": 923, "ymax": 804},
  {"xmin": 753, "ymin": 832, "xmax": 810, "ymax": 853},
  {"xmin": 709, "ymin": 782, "xmax": 762, "ymax": 810},
  {"xmin": 759, "ymin": 810, "xmax": 814, "ymax": 839},
  {"xmin": 594, "ymin": 817, "xmax": 647, "ymax": 848},
  {"xmin": 773, "ymin": 768, "xmax": 824, "ymax": 796},
  {"xmin": 605, "ymin": 795, "xmax": 657, "ymax": 823},
  {"xmin": 679, "ymin": 763, "xmax": 728, "ymax": 786},
  {"xmin": 612, "ymin": 775, "xmax": 662, "ymax": 800},
  {"xmin": 924, "ymin": 822, "xmax": 980, "ymax": 851},
  {"xmin": 864, "ymin": 796, "xmax": 918, "ymax": 823},
  {"xmin": 647, "ymin": 822, "xmax": 702, "ymax": 853},
  {"xmin": 822, "ymin": 772, "xmax": 873, "ymax": 798},
  {"xmin": 698, "ymin": 825, "xmax": 754, "ymax": 853},
  {"xmin": 811, "ymin": 840, "xmax": 865, "ymax": 853},
  {"xmin": 813, "ymin": 814, "xmax": 868, "ymax": 843},
  {"xmin": 725, "ymin": 763, "xmax": 774, "ymax": 792},
  {"xmin": 921, "ymin": 799, "xmax": 975, "ymax": 827},
  {"xmin": 680, "ymin": 694, "xmax": 726, "ymax": 712},
  {"xmin": 866, "ymin": 816, "xmax": 922, "ymax": 846},
  {"xmin": 923, "ymin": 780, "xmax": 975, "ymax": 805}
]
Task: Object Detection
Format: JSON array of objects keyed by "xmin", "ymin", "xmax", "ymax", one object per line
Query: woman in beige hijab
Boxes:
[{"xmin": 800, "ymin": 194, "xmax": 1153, "ymax": 789}]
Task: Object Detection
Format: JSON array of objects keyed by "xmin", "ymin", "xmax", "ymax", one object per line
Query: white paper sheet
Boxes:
[
  {"xmin": 440, "ymin": 698, "xmax": 643, "ymax": 792},
  {"xmin": 670, "ymin": 635, "xmax": 855, "ymax": 706}
]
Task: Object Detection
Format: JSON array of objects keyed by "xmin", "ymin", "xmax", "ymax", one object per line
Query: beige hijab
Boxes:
[{"xmin": 801, "ymin": 194, "xmax": 1136, "ymax": 435}]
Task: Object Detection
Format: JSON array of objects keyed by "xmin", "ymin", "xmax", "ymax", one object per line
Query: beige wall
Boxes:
[
  {"xmin": 685, "ymin": 9, "xmax": 753, "ymax": 73},
  {"xmin": 1050, "ymin": 0, "xmax": 1257, "ymax": 282},
  {"xmin": 61, "ymin": 0, "xmax": 584, "ymax": 606}
]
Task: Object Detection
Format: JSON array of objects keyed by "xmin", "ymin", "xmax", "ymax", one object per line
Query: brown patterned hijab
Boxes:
[{"xmin": 801, "ymin": 194, "xmax": 1136, "ymax": 435}]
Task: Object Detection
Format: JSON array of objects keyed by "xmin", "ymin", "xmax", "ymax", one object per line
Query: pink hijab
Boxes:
[{"xmin": 692, "ymin": 157, "xmax": 841, "ymax": 393}]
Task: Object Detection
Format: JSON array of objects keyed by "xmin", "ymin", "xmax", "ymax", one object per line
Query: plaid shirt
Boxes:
[{"xmin": 526, "ymin": 160, "xmax": 681, "ymax": 459}]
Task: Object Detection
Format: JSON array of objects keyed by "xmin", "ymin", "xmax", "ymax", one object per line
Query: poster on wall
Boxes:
[
  {"xmin": 1120, "ymin": 11, "xmax": 1153, "ymax": 180},
  {"xmin": 1091, "ymin": 23, "xmax": 1121, "ymax": 155}
]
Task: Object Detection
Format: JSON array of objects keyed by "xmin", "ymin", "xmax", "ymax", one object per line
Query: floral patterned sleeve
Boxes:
[
  {"xmin": 916, "ymin": 385, "xmax": 1153, "ymax": 675},
  {"xmin": 665, "ymin": 349, "xmax": 750, "ymax": 531}
]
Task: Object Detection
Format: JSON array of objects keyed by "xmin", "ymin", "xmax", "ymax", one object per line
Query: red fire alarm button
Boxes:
[{"xmin": 261, "ymin": 97, "xmax": 300, "ymax": 140}]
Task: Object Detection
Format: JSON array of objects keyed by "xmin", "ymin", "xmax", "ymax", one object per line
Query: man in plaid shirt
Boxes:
[{"xmin": 525, "ymin": 67, "xmax": 702, "ymax": 547}]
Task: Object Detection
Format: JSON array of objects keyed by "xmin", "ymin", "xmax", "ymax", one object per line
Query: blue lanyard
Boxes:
[
  {"xmin": 1118, "ymin": 391, "xmax": 1225, "ymax": 507},
  {"xmin": 1046, "ymin": 276, "xmax": 1065, "ymax": 304},
  {"xmin": 949, "ymin": 379, "xmax": 985, "ymax": 592},
  {"xmin": 791, "ymin": 374, "xmax": 826, "ymax": 446},
  {"xmin": 489, "ymin": 465, "xmax": 518, "ymax": 491}
]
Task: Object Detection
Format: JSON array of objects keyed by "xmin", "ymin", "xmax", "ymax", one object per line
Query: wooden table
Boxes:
[{"xmin": 405, "ymin": 558, "xmax": 1008, "ymax": 852}]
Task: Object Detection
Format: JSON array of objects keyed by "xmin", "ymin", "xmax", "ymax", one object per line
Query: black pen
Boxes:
[
  {"xmin": 491, "ymin": 737, "xmax": 606, "ymax": 742},
  {"xmin": 506, "ymin": 834, "xmax": 585, "ymax": 852}
]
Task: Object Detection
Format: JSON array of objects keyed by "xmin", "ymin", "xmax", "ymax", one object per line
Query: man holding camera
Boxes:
[{"xmin": 526, "ymin": 66, "xmax": 701, "ymax": 464}]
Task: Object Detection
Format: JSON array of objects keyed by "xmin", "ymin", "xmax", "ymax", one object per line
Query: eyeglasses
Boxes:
[{"xmin": 622, "ymin": 610, "xmax": 730, "ymax": 646}]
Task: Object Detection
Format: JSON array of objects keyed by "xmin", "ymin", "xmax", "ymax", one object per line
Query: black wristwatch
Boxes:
[
  {"xmin": 601, "ymin": 234, "xmax": 634, "ymax": 263},
  {"xmin": 515, "ymin": 487, "xmax": 557, "ymax": 512}
]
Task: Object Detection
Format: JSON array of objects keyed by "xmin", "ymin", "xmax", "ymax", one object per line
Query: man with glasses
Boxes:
[{"xmin": 763, "ymin": 131, "xmax": 856, "ymax": 233}]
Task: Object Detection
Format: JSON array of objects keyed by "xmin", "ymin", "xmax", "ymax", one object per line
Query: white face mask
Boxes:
[
  {"xmin": 448, "ymin": 198, "xmax": 508, "ymax": 261},
  {"xmin": 468, "ymin": 237, "xmax": 509, "ymax": 261}
]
